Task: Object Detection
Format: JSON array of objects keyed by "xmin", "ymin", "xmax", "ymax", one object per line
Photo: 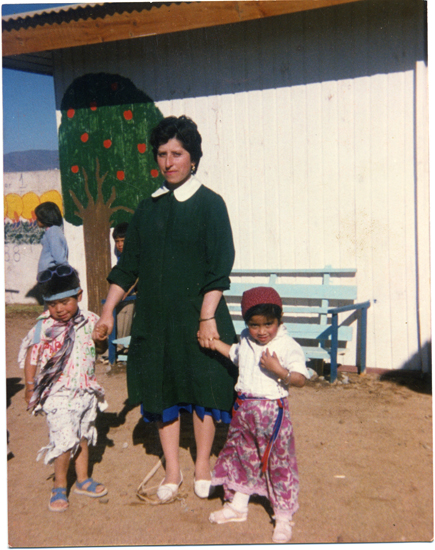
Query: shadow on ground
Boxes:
[{"xmin": 380, "ymin": 370, "xmax": 432, "ymax": 395}]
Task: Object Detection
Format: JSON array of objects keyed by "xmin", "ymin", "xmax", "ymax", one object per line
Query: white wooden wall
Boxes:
[{"xmin": 53, "ymin": 0, "xmax": 430, "ymax": 372}]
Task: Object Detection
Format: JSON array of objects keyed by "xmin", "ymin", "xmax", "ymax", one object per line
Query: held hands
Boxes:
[
  {"xmin": 92, "ymin": 316, "xmax": 113, "ymax": 342},
  {"xmin": 197, "ymin": 318, "xmax": 220, "ymax": 350},
  {"xmin": 94, "ymin": 323, "xmax": 109, "ymax": 340},
  {"xmin": 92, "ymin": 319, "xmax": 111, "ymax": 355}
]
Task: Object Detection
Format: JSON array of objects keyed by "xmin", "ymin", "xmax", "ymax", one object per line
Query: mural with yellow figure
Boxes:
[{"xmin": 4, "ymin": 190, "xmax": 63, "ymax": 244}]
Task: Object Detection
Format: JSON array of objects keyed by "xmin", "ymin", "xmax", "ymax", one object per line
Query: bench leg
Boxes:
[
  {"xmin": 358, "ymin": 306, "xmax": 368, "ymax": 375},
  {"xmin": 330, "ymin": 313, "xmax": 338, "ymax": 383},
  {"xmin": 108, "ymin": 309, "xmax": 117, "ymax": 365}
]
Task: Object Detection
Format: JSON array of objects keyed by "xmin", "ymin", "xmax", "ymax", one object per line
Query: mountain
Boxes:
[{"xmin": 3, "ymin": 150, "xmax": 59, "ymax": 172}]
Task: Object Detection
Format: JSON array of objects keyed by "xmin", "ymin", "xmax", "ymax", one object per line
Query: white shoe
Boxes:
[
  {"xmin": 272, "ymin": 518, "xmax": 293, "ymax": 543},
  {"xmin": 156, "ymin": 471, "xmax": 183, "ymax": 503},
  {"xmin": 194, "ymin": 476, "xmax": 214, "ymax": 498},
  {"xmin": 209, "ymin": 502, "xmax": 248, "ymax": 524}
]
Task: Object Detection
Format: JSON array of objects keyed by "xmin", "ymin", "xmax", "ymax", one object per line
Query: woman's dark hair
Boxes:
[
  {"xmin": 113, "ymin": 221, "xmax": 129, "ymax": 240},
  {"xmin": 35, "ymin": 202, "xmax": 63, "ymax": 227},
  {"xmin": 244, "ymin": 303, "xmax": 283, "ymax": 324},
  {"xmin": 150, "ymin": 115, "xmax": 203, "ymax": 174},
  {"xmin": 38, "ymin": 265, "xmax": 81, "ymax": 300}
]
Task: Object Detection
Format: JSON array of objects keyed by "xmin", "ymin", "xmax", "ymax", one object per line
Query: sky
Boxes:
[{"xmin": 2, "ymin": 3, "xmax": 71, "ymax": 154}]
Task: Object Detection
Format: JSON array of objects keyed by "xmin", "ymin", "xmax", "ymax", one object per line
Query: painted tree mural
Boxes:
[{"xmin": 59, "ymin": 73, "xmax": 164, "ymax": 313}]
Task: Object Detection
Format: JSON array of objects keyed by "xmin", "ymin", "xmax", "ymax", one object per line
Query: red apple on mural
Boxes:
[
  {"xmin": 137, "ymin": 143, "xmax": 146, "ymax": 153},
  {"xmin": 117, "ymin": 170, "xmax": 125, "ymax": 181},
  {"xmin": 123, "ymin": 110, "xmax": 133, "ymax": 120},
  {"xmin": 71, "ymin": 165, "xmax": 79, "ymax": 174},
  {"xmin": 103, "ymin": 139, "xmax": 112, "ymax": 149},
  {"xmin": 81, "ymin": 133, "xmax": 89, "ymax": 143}
]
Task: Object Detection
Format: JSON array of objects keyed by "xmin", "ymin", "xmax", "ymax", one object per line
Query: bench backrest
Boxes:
[{"xmin": 225, "ymin": 267, "xmax": 357, "ymax": 345}]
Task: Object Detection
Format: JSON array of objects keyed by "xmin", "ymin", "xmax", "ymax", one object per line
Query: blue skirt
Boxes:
[{"xmin": 141, "ymin": 402, "xmax": 232, "ymax": 424}]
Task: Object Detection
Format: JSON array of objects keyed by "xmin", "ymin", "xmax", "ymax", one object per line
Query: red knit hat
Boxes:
[{"xmin": 241, "ymin": 286, "xmax": 283, "ymax": 318}]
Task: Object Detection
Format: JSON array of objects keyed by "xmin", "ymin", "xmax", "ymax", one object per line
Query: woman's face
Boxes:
[{"xmin": 157, "ymin": 138, "xmax": 193, "ymax": 187}]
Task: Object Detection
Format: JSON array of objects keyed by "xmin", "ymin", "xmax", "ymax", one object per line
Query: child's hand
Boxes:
[
  {"xmin": 24, "ymin": 386, "xmax": 34, "ymax": 405},
  {"xmin": 260, "ymin": 349, "xmax": 282, "ymax": 375},
  {"xmin": 205, "ymin": 337, "xmax": 231, "ymax": 359}
]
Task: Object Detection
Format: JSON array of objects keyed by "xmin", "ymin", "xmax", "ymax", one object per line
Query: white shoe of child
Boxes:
[
  {"xmin": 209, "ymin": 502, "xmax": 248, "ymax": 524},
  {"xmin": 272, "ymin": 518, "xmax": 293, "ymax": 543}
]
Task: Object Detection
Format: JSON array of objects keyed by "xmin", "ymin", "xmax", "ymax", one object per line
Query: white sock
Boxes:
[
  {"xmin": 274, "ymin": 509, "xmax": 293, "ymax": 522},
  {"xmin": 231, "ymin": 491, "xmax": 250, "ymax": 512}
]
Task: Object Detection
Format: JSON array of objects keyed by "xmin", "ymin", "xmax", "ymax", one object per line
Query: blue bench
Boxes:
[
  {"xmin": 107, "ymin": 266, "xmax": 370, "ymax": 383},
  {"xmin": 225, "ymin": 267, "xmax": 370, "ymax": 383}
]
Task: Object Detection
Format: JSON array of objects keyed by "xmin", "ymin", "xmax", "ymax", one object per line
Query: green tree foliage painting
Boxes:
[{"xmin": 59, "ymin": 73, "xmax": 164, "ymax": 312}]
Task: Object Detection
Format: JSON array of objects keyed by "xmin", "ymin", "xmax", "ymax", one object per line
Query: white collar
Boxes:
[{"xmin": 151, "ymin": 176, "xmax": 202, "ymax": 202}]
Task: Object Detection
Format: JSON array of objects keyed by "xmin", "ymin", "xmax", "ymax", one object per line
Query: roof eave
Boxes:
[{"xmin": 2, "ymin": 0, "xmax": 364, "ymax": 58}]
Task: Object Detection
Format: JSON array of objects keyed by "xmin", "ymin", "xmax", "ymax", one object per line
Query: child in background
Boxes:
[
  {"xmin": 113, "ymin": 221, "xmax": 129, "ymax": 261},
  {"xmin": 112, "ymin": 222, "xmax": 135, "ymax": 342},
  {"xmin": 207, "ymin": 287, "xmax": 309, "ymax": 543},
  {"xmin": 18, "ymin": 264, "xmax": 109, "ymax": 512},
  {"xmin": 35, "ymin": 202, "xmax": 69, "ymax": 274}
]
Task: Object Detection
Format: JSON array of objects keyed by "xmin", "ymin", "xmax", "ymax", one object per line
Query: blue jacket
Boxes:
[{"xmin": 38, "ymin": 225, "xmax": 69, "ymax": 273}]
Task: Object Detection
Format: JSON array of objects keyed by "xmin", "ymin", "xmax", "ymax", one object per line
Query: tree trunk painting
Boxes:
[
  {"xmin": 58, "ymin": 73, "xmax": 164, "ymax": 313},
  {"xmin": 69, "ymin": 159, "xmax": 134, "ymax": 312}
]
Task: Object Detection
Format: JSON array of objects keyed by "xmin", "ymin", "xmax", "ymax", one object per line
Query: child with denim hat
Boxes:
[
  {"xmin": 208, "ymin": 286, "xmax": 310, "ymax": 543},
  {"xmin": 18, "ymin": 264, "xmax": 109, "ymax": 512}
]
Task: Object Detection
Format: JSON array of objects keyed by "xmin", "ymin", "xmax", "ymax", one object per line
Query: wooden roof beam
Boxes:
[{"xmin": 3, "ymin": 0, "xmax": 363, "ymax": 57}]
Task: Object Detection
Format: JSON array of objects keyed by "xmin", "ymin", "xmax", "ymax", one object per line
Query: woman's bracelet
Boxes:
[
  {"xmin": 199, "ymin": 316, "xmax": 215, "ymax": 322},
  {"xmin": 278, "ymin": 371, "xmax": 292, "ymax": 386},
  {"xmin": 26, "ymin": 381, "xmax": 35, "ymax": 387}
]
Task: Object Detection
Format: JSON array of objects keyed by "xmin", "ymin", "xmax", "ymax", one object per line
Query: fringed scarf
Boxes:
[{"xmin": 27, "ymin": 310, "xmax": 88, "ymax": 413}]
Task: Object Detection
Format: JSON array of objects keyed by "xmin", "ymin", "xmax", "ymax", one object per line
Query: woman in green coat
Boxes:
[{"xmin": 94, "ymin": 116, "xmax": 237, "ymax": 503}]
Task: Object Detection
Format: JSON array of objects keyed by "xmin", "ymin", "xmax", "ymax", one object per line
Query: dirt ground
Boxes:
[{"xmin": 5, "ymin": 306, "xmax": 434, "ymax": 546}]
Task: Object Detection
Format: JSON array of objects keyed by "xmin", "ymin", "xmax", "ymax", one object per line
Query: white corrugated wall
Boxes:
[{"xmin": 53, "ymin": 0, "xmax": 430, "ymax": 372}]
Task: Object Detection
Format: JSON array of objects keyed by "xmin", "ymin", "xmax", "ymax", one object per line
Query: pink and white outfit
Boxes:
[
  {"xmin": 18, "ymin": 310, "xmax": 107, "ymax": 464},
  {"xmin": 211, "ymin": 325, "xmax": 309, "ymax": 518}
]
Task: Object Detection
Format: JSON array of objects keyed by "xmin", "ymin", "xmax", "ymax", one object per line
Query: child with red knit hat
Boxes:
[{"xmin": 208, "ymin": 286, "xmax": 309, "ymax": 543}]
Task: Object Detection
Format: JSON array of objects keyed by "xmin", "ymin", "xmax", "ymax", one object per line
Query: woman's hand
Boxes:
[
  {"xmin": 197, "ymin": 290, "xmax": 222, "ymax": 350},
  {"xmin": 197, "ymin": 318, "xmax": 220, "ymax": 349},
  {"xmin": 91, "ymin": 283, "xmax": 125, "ymax": 341}
]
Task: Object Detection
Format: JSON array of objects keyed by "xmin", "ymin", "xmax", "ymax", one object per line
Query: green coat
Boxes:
[{"xmin": 108, "ymin": 183, "xmax": 237, "ymax": 413}]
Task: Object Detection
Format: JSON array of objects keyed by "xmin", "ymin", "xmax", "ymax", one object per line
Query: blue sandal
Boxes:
[
  {"xmin": 48, "ymin": 487, "xmax": 69, "ymax": 512},
  {"xmin": 74, "ymin": 477, "xmax": 108, "ymax": 498}
]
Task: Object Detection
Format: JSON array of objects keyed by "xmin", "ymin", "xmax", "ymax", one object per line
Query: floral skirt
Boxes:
[{"xmin": 211, "ymin": 396, "xmax": 299, "ymax": 515}]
